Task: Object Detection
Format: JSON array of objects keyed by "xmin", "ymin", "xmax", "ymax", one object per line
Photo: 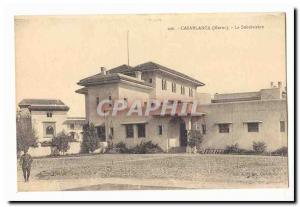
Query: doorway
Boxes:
[
  {"xmin": 179, "ymin": 122, "xmax": 187, "ymax": 147},
  {"xmin": 96, "ymin": 126, "xmax": 106, "ymax": 142}
]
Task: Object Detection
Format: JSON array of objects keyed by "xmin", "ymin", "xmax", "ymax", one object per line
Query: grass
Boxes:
[{"xmin": 17, "ymin": 154, "xmax": 288, "ymax": 187}]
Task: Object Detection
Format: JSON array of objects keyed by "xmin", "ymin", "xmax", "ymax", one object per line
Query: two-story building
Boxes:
[
  {"xmin": 76, "ymin": 62, "xmax": 288, "ymax": 152},
  {"xmin": 76, "ymin": 61, "xmax": 205, "ymax": 151}
]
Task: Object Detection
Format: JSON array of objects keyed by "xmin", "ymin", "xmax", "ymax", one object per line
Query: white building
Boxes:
[
  {"xmin": 76, "ymin": 62, "xmax": 205, "ymax": 151},
  {"xmin": 199, "ymin": 82, "xmax": 287, "ymax": 151},
  {"xmin": 18, "ymin": 99, "xmax": 86, "ymax": 156},
  {"xmin": 18, "ymin": 62, "xmax": 287, "ymax": 155},
  {"xmin": 76, "ymin": 62, "xmax": 287, "ymax": 152}
]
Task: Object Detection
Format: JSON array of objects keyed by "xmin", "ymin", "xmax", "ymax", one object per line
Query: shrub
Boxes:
[
  {"xmin": 51, "ymin": 131, "xmax": 71, "ymax": 155},
  {"xmin": 224, "ymin": 143, "xmax": 240, "ymax": 154},
  {"xmin": 187, "ymin": 130, "xmax": 203, "ymax": 148},
  {"xmin": 252, "ymin": 141, "xmax": 267, "ymax": 154},
  {"xmin": 115, "ymin": 141, "xmax": 163, "ymax": 154},
  {"xmin": 115, "ymin": 142, "xmax": 129, "ymax": 153},
  {"xmin": 80, "ymin": 123, "xmax": 99, "ymax": 153},
  {"xmin": 130, "ymin": 141, "xmax": 163, "ymax": 154},
  {"xmin": 272, "ymin": 147, "xmax": 288, "ymax": 156}
]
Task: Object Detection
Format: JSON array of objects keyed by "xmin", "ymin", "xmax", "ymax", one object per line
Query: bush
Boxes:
[
  {"xmin": 115, "ymin": 142, "xmax": 129, "ymax": 153},
  {"xmin": 130, "ymin": 141, "xmax": 163, "ymax": 154},
  {"xmin": 51, "ymin": 131, "xmax": 71, "ymax": 155},
  {"xmin": 187, "ymin": 130, "xmax": 203, "ymax": 148},
  {"xmin": 80, "ymin": 123, "xmax": 99, "ymax": 153},
  {"xmin": 252, "ymin": 141, "xmax": 267, "ymax": 154},
  {"xmin": 114, "ymin": 141, "xmax": 163, "ymax": 154},
  {"xmin": 224, "ymin": 143, "xmax": 241, "ymax": 154},
  {"xmin": 272, "ymin": 147, "xmax": 288, "ymax": 156}
]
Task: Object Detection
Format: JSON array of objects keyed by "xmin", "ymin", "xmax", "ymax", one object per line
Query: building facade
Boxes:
[
  {"xmin": 199, "ymin": 84, "xmax": 287, "ymax": 151},
  {"xmin": 18, "ymin": 62, "xmax": 287, "ymax": 155},
  {"xmin": 18, "ymin": 99, "xmax": 86, "ymax": 156},
  {"xmin": 76, "ymin": 61, "xmax": 288, "ymax": 152},
  {"xmin": 76, "ymin": 62, "xmax": 205, "ymax": 151}
]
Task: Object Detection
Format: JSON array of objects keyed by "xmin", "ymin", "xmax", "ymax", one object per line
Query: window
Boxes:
[
  {"xmin": 70, "ymin": 123, "xmax": 75, "ymax": 130},
  {"xmin": 96, "ymin": 126, "xmax": 106, "ymax": 141},
  {"xmin": 189, "ymin": 88, "xmax": 193, "ymax": 97},
  {"xmin": 162, "ymin": 79, "xmax": 167, "ymax": 90},
  {"xmin": 46, "ymin": 112, "xmax": 52, "ymax": 118},
  {"xmin": 181, "ymin": 85, "xmax": 185, "ymax": 95},
  {"xmin": 44, "ymin": 123, "xmax": 55, "ymax": 137},
  {"xmin": 247, "ymin": 123, "xmax": 259, "ymax": 132},
  {"xmin": 70, "ymin": 132, "xmax": 75, "ymax": 139},
  {"xmin": 46, "ymin": 126, "xmax": 54, "ymax": 135},
  {"xmin": 218, "ymin": 124, "xmax": 230, "ymax": 133},
  {"xmin": 172, "ymin": 82, "xmax": 176, "ymax": 93},
  {"xmin": 137, "ymin": 124, "xmax": 146, "ymax": 138},
  {"xmin": 202, "ymin": 124, "xmax": 206, "ymax": 135},
  {"xmin": 158, "ymin": 125, "xmax": 163, "ymax": 135},
  {"xmin": 110, "ymin": 127, "xmax": 114, "ymax": 137},
  {"xmin": 149, "ymin": 78, "xmax": 153, "ymax": 83},
  {"xmin": 125, "ymin": 124, "xmax": 134, "ymax": 138},
  {"xmin": 280, "ymin": 121, "xmax": 285, "ymax": 132},
  {"xmin": 108, "ymin": 96, "xmax": 112, "ymax": 107},
  {"xmin": 96, "ymin": 97, "xmax": 100, "ymax": 106}
]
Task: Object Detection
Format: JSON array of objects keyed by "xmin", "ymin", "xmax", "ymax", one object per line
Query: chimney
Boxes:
[
  {"xmin": 278, "ymin": 81, "xmax": 282, "ymax": 88},
  {"xmin": 100, "ymin": 67, "xmax": 107, "ymax": 75},
  {"xmin": 270, "ymin": 81, "xmax": 274, "ymax": 88},
  {"xmin": 135, "ymin": 71, "xmax": 142, "ymax": 80}
]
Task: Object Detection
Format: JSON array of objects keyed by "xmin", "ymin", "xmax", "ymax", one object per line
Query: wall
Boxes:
[
  {"xmin": 105, "ymin": 112, "xmax": 183, "ymax": 151},
  {"xmin": 86, "ymin": 82, "xmax": 151, "ymax": 125},
  {"xmin": 199, "ymin": 99, "xmax": 287, "ymax": 151},
  {"xmin": 151, "ymin": 72, "xmax": 198, "ymax": 102},
  {"xmin": 86, "ymin": 84, "xmax": 119, "ymax": 125},
  {"xmin": 27, "ymin": 142, "xmax": 81, "ymax": 157},
  {"xmin": 214, "ymin": 91, "xmax": 261, "ymax": 100},
  {"xmin": 28, "ymin": 145, "xmax": 52, "ymax": 157},
  {"xmin": 260, "ymin": 88, "xmax": 281, "ymax": 100},
  {"xmin": 195, "ymin": 93, "xmax": 212, "ymax": 105},
  {"xmin": 118, "ymin": 82, "xmax": 150, "ymax": 104},
  {"xmin": 31, "ymin": 110, "xmax": 68, "ymax": 143}
]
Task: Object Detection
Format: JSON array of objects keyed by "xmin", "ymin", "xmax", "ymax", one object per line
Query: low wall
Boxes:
[
  {"xmin": 27, "ymin": 142, "xmax": 81, "ymax": 157},
  {"xmin": 28, "ymin": 146, "xmax": 52, "ymax": 157},
  {"xmin": 66, "ymin": 142, "xmax": 81, "ymax": 155}
]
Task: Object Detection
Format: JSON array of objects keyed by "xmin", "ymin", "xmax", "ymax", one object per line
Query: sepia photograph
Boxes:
[{"xmin": 11, "ymin": 10, "xmax": 293, "ymax": 200}]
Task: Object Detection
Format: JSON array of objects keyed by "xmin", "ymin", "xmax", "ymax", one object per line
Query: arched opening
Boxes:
[{"xmin": 46, "ymin": 126, "xmax": 54, "ymax": 135}]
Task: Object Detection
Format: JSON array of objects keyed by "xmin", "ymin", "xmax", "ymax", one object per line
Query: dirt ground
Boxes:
[{"xmin": 17, "ymin": 154, "xmax": 288, "ymax": 191}]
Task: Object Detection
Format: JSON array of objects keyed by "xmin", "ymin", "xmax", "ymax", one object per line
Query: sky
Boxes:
[{"xmin": 15, "ymin": 13, "xmax": 286, "ymax": 116}]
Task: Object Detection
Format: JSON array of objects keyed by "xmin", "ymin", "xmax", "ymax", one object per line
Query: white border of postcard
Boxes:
[{"xmin": 1, "ymin": 0, "xmax": 295, "ymax": 202}]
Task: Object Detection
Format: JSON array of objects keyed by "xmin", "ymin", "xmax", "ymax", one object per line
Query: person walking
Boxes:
[{"xmin": 20, "ymin": 150, "xmax": 33, "ymax": 182}]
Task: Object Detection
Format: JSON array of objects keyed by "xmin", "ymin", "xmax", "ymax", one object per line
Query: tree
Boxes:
[
  {"xmin": 80, "ymin": 123, "xmax": 99, "ymax": 153},
  {"xmin": 51, "ymin": 131, "xmax": 71, "ymax": 155},
  {"xmin": 16, "ymin": 110, "xmax": 38, "ymax": 154}
]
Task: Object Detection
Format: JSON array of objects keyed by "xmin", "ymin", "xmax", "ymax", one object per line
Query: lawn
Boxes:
[{"xmin": 17, "ymin": 153, "xmax": 288, "ymax": 189}]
